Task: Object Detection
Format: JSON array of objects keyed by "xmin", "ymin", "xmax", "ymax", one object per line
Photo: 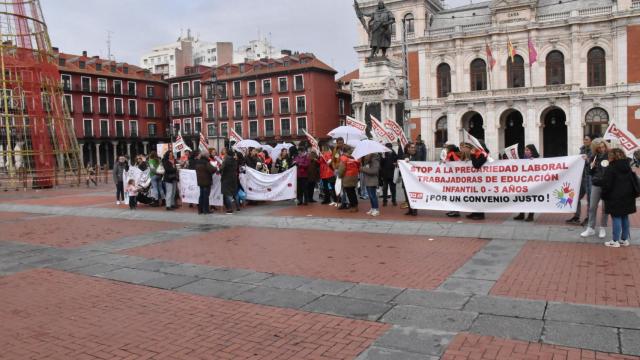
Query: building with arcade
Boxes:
[{"xmin": 354, "ymin": 0, "xmax": 640, "ymax": 158}]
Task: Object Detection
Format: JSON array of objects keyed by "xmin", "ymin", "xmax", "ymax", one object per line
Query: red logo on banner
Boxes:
[{"xmin": 409, "ymin": 192, "xmax": 424, "ymax": 200}]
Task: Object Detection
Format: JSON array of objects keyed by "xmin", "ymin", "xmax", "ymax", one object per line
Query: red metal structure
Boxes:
[{"xmin": 0, "ymin": 0, "xmax": 81, "ymax": 189}]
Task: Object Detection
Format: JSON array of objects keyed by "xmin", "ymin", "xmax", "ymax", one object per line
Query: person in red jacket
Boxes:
[
  {"xmin": 293, "ymin": 145, "xmax": 311, "ymax": 205},
  {"xmin": 320, "ymin": 145, "xmax": 338, "ymax": 205},
  {"xmin": 338, "ymin": 146, "xmax": 361, "ymax": 212}
]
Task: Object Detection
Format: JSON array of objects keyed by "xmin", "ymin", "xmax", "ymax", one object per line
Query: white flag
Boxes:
[
  {"xmin": 345, "ymin": 116, "xmax": 367, "ymax": 133},
  {"xmin": 199, "ymin": 132, "xmax": 209, "ymax": 154},
  {"xmin": 229, "ymin": 127, "xmax": 243, "ymax": 143},
  {"xmin": 504, "ymin": 144, "xmax": 519, "ymax": 159},
  {"xmin": 173, "ymin": 131, "xmax": 192, "ymax": 153},
  {"xmin": 603, "ymin": 122, "xmax": 640, "ymax": 156},
  {"xmin": 370, "ymin": 115, "xmax": 394, "ymax": 143},
  {"xmin": 383, "ymin": 119, "xmax": 409, "ymax": 148},
  {"xmin": 303, "ymin": 129, "xmax": 320, "ymax": 154}
]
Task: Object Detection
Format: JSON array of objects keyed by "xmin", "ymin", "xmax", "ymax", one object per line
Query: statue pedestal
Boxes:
[{"xmin": 351, "ymin": 58, "xmax": 406, "ymax": 130}]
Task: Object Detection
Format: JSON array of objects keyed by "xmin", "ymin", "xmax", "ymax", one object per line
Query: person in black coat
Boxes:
[
  {"xmin": 380, "ymin": 143, "xmax": 398, "ymax": 206},
  {"xmin": 601, "ymin": 148, "xmax": 637, "ymax": 247},
  {"xmin": 193, "ymin": 153, "xmax": 216, "ymax": 214},
  {"xmin": 162, "ymin": 151, "xmax": 178, "ymax": 211},
  {"xmin": 219, "ymin": 148, "xmax": 239, "ymax": 214}
]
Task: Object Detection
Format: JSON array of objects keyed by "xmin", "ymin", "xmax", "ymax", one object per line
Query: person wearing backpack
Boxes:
[{"xmin": 601, "ymin": 148, "xmax": 638, "ymax": 248}]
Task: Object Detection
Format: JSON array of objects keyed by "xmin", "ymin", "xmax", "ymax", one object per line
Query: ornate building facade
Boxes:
[{"xmin": 355, "ymin": 0, "xmax": 640, "ymax": 158}]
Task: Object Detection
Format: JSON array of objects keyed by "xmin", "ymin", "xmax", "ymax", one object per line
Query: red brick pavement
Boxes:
[
  {"xmin": 0, "ymin": 269, "xmax": 389, "ymax": 360},
  {"xmin": 268, "ymin": 203, "xmax": 510, "ymax": 224},
  {"xmin": 441, "ymin": 333, "xmax": 639, "ymax": 360},
  {"xmin": 9, "ymin": 194, "xmax": 115, "ymax": 207},
  {"xmin": 124, "ymin": 228, "xmax": 487, "ymax": 290},
  {"xmin": 0, "ymin": 211, "xmax": 39, "ymax": 222},
  {"xmin": 491, "ymin": 241, "xmax": 640, "ymax": 307},
  {"xmin": 0, "ymin": 215, "xmax": 184, "ymax": 248}
]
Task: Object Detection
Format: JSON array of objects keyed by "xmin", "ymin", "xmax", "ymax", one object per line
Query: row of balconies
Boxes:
[
  {"xmin": 64, "ymin": 84, "xmax": 156, "ymax": 98},
  {"xmin": 75, "ymin": 108, "xmax": 161, "ymax": 119},
  {"xmin": 176, "ymin": 85, "xmax": 305, "ymax": 102},
  {"xmin": 200, "ymin": 108, "xmax": 307, "ymax": 121},
  {"xmin": 204, "ymin": 128, "xmax": 306, "ymax": 139}
]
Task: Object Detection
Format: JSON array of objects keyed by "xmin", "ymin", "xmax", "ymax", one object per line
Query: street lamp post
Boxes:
[{"xmin": 208, "ymin": 71, "xmax": 223, "ymax": 153}]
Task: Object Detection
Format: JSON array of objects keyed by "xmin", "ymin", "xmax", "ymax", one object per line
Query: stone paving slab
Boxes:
[
  {"xmin": 545, "ymin": 302, "xmax": 640, "ymax": 329},
  {"xmin": 355, "ymin": 346, "xmax": 438, "ymax": 360},
  {"xmin": 175, "ymin": 278, "xmax": 255, "ymax": 299},
  {"xmin": 233, "ymin": 271, "xmax": 274, "ymax": 284},
  {"xmin": 158, "ymin": 263, "xmax": 217, "ymax": 277},
  {"xmin": 381, "ymin": 305, "xmax": 478, "ymax": 332},
  {"xmin": 393, "ymin": 289, "xmax": 470, "ymax": 310},
  {"xmin": 463, "ymin": 295, "xmax": 547, "ymax": 319},
  {"xmin": 199, "ymin": 267, "xmax": 256, "ymax": 282},
  {"xmin": 231, "ymin": 286, "xmax": 320, "ymax": 309},
  {"xmin": 302, "ymin": 295, "xmax": 392, "ymax": 321},
  {"xmin": 449, "ymin": 239, "xmax": 525, "ymax": 281},
  {"xmin": 69, "ymin": 263, "xmax": 122, "ymax": 276},
  {"xmin": 469, "ymin": 314, "xmax": 544, "ymax": 342},
  {"xmin": 373, "ymin": 326, "xmax": 455, "ymax": 357},
  {"xmin": 97, "ymin": 268, "xmax": 165, "ymax": 284},
  {"xmin": 437, "ymin": 277, "xmax": 495, "ymax": 295},
  {"xmin": 140, "ymin": 274, "xmax": 199, "ymax": 290},
  {"xmin": 341, "ymin": 284, "xmax": 405, "ymax": 303},
  {"xmin": 621, "ymin": 329, "xmax": 640, "ymax": 356},
  {"xmin": 255, "ymin": 274, "xmax": 315, "ymax": 289},
  {"xmin": 542, "ymin": 320, "xmax": 620, "ymax": 353},
  {"xmin": 297, "ymin": 278, "xmax": 356, "ymax": 295}
]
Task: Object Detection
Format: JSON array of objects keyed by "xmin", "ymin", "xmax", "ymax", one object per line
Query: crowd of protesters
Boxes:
[{"xmin": 111, "ymin": 131, "xmax": 639, "ymax": 248}]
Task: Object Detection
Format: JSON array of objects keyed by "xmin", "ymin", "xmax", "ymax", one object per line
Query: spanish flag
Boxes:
[{"xmin": 507, "ymin": 39, "xmax": 516, "ymax": 63}]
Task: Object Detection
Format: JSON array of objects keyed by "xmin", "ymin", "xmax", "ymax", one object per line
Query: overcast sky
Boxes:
[{"xmin": 42, "ymin": 0, "xmax": 469, "ymax": 77}]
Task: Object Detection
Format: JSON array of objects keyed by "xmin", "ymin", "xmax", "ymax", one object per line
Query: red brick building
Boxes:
[
  {"xmin": 191, "ymin": 53, "xmax": 341, "ymax": 146},
  {"xmin": 56, "ymin": 49, "xmax": 168, "ymax": 168},
  {"xmin": 166, "ymin": 65, "xmax": 210, "ymax": 149}
]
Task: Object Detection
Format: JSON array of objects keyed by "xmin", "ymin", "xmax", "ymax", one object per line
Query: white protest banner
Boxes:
[
  {"xmin": 383, "ymin": 119, "xmax": 409, "ymax": 148},
  {"xmin": 156, "ymin": 143, "xmax": 170, "ymax": 158},
  {"xmin": 603, "ymin": 122, "xmax": 640, "ymax": 156},
  {"xmin": 303, "ymin": 129, "xmax": 320, "ymax": 154},
  {"xmin": 178, "ymin": 169, "xmax": 223, "ymax": 206},
  {"xmin": 504, "ymin": 144, "xmax": 519, "ymax": 159},
  {"xmin": 370, "ymin": 115, "xmax": 394, "ymax": 143},
  {"xmin": 398, "ymin": 156, "xmax": 584, "ymax": 213},
  {"xmin": 346, "ymin": 116, "xmax": 367, "ymax": 133},
  {"xmin": 239, "ymin": 166, "xmax": 297, "ymax": 201}
]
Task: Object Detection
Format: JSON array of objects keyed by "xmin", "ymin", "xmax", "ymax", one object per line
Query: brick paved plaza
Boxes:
[{"xmin": 2, "ymin": 187, "xmax": 640, "ymax": 359}]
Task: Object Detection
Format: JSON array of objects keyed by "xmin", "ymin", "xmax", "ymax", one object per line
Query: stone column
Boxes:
[
  {"xmin": 111, "ymin": 141, "xmax": 118, "ymax": 161},
  {"xmin": 525, "ymin": 100, "xmax": 540, "ymax": 151},
  {"xmin": 143, "ymin": 141, "xmax": 149, "ymax": 155},
  {"xmin": 126, "ymin": 142, "xmax": 131, "ymax": 159},
  {"xmin": 419, "ymin": 49, "xmax": 428, "ymax": 99},
  {"xmin": 78, "ymin": 142, "xmax": 84, "ymax": 166},
  {"xmin": 448, "ymin": 109, "xmax": 460, "ymax": 147},
  {"xmin": 95, "ymin": 143, "xmax": 101, "ymax": 167},
  {"xmin": 568, "ymin": 96, "xmax": 583, "ymax": 155},
  {"xmin": 485, "ymin": 102, "xmax": 498, "ymax": 155}
]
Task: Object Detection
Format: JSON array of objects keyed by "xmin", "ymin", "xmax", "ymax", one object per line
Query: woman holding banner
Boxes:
[
  {"xmin": 601, "ymin": 148, "xmax": 637, "ymax": 247},
  {"xmin": 581, "ymin": 138, "xmax": 610, "ymax": 239},
  {"xmin": 162, "ymin": 151, "xmax": 178, "ymax": 211},
  {"xmin": 514, "ymin": 144, "xmax": 540, "ymax": 222}
]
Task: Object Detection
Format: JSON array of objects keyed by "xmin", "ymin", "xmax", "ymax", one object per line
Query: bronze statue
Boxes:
[{"xmin": 355, "ymin": 0, "xmax": 396, "ymax": 59}]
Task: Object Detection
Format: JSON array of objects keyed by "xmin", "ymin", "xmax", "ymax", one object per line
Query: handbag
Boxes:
[{"xmin": 156, "ymin": 163, "xmax": 165, "ymax": 175}]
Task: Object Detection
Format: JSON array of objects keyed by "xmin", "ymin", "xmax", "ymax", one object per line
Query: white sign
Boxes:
[
  {"xmin": 239, "ymin": 166, "xmax": 297, "ymax": 201},
  {"xmin": 398, "ymin": 156, "xmax": 584, "ymax": 213},
  {"xmin": 504, "ymin": 144, "xmax": 519, "ymax": 159},
  {"xmin": 603, "ymin": 122, "xmax": 640, "ymax": 156},
  {"xmin": 156, "ymin": 143, "xmax": 169, "ymax": 158},
  {"xmin": 178, "ymin": 169, "xmax": 223, "ymax": 206}
]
